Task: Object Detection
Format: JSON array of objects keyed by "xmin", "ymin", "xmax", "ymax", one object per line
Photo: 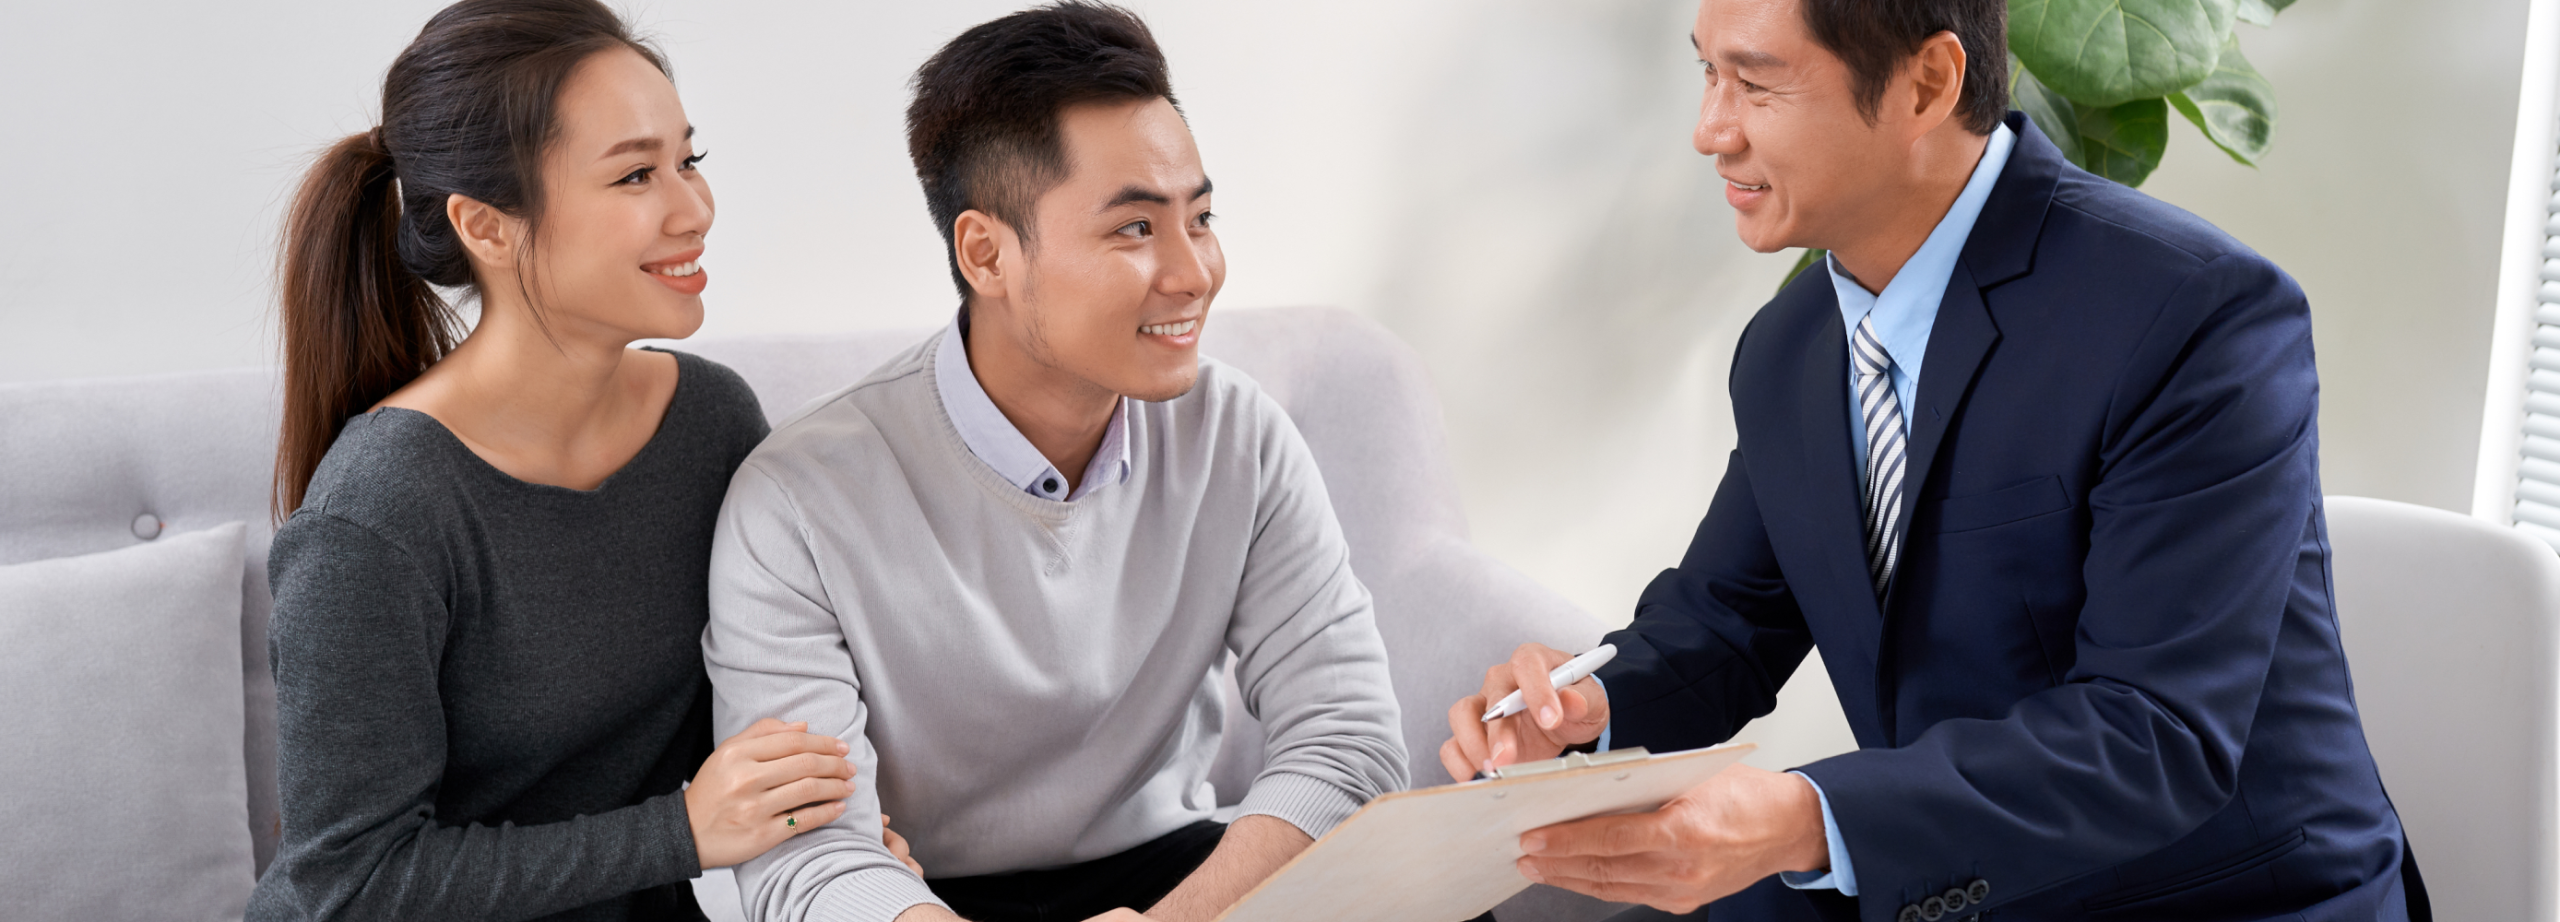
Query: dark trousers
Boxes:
[{"xmin": 926, "ymin": 820, "xmax": 1227, "ymax": 922}]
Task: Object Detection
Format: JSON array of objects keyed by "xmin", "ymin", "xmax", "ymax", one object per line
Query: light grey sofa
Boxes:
[
  {"xmin": 0, "ymin": 306, "xmax": 1619, "ymax": 922},
  {"xmin": 2322, "ymin": 496, "xmax": 2560, "ymax": 922}
]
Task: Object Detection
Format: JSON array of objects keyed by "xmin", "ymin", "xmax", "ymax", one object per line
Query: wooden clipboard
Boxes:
[{"xmin": 1212, "ymin": 744, "xmax": 1755, "ymax": 922}]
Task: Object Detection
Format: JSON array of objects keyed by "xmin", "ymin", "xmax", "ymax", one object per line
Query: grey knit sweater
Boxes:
[
  {"xmin": 249, "ymin": 350, "xmax": 769, "ymax": 922},
  {"xmin": 703, "ymin": 334, "xmax": 1408, "ymax": 922}
]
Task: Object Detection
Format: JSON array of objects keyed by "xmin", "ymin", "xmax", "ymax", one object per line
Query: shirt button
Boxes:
[{"xmin": 1042, "ymin": 477, "xmax": 1059, "ymax": 494}]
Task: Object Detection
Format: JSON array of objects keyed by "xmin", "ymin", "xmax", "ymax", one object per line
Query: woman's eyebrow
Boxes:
[
  {"xmin": 598, "ymin": 125, "xmax": 695, "ymax": 160},
  {"xmin": 600, "ymin": 137, "xmax": 661, "ymax": 158}
]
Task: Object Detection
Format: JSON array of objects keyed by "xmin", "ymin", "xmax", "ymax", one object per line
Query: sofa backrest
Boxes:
[
  {"xmin": 2325, "ymin": 495, "xmax": 2560, "ymax": 922},
  {"xmin": 0, "ymin": 306, "xmax": 1606, "ymax": 876},
  {"xmin": 1, "ymin": 364, "xmax": 286, "ymax": 870}
]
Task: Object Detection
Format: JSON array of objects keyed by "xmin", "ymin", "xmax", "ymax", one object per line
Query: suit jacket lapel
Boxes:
[
  {"xmin": 1865, "ymin": 114, "xmax": 2062, "ymax": 733},
  {"xmin": 1893, "ymin": 264, "xmax": 2000, "ymax": 574},
  {"xmin": 1887, "ymin": 110, "xmax": 2062, "ymax": 583},
  {"xmin": 1781, "ymin": 113, "xmax": 2068, "ymax": 738}
]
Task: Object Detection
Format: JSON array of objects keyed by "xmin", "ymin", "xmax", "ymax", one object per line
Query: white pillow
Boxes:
[{"xmin": 0, "ymin": 522, "xmax": 251, "ymax": 921}]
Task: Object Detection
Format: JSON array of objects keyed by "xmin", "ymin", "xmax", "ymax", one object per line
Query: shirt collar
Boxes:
[
  {"xmin": 934, "ymin": 319, "xmax": 1132, "ymax": 502},
  {"xmin": 1826, "ymin": 121, "xmax": 2018, "ymax": 377}
]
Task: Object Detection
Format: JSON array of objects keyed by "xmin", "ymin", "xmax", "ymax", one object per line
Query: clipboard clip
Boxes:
[{"xmin": 1482, "ymin": 746, "xmax": 1651, "ymax": 780}]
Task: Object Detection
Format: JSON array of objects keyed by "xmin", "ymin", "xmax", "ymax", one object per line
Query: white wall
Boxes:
[
  {"xmin": 0, "ymin": 0, "xmax": 2526, "ymax": 770},
  {"xmin": 2141, "ymin": 0, "xmax": 2529, "ymax": 515}
]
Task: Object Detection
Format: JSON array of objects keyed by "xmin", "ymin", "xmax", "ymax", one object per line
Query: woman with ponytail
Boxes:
[{"xmin": 253, "ymin": 2, "xmax": 896, "ymax": 919}]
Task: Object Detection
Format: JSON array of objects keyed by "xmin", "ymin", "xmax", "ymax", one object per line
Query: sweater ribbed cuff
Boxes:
[
  {"xmin": 1234, "ymin": 772, "xmax": 1365, "ymax": 841},
  {"xmin": 809, "ymin": 866, "xmax": 946, "ymax": 922},
  {"xmin": 645, "ymin": 790, "xmax": 706, "ymax": 881}
]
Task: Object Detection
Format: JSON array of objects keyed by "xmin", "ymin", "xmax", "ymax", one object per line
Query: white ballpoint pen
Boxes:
[{"xmin": 1481, "ymin": 644, "xmax": 1617, "ymax": 722}]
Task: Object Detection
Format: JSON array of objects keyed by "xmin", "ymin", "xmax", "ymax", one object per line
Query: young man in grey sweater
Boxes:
[{"xmin": 702, "ymin": 6, "xmax": 1409, "ymax": 922}]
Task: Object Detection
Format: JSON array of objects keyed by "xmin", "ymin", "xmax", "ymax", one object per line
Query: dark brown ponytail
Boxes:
[
  {"xmin": 274, "ymin": 128, "xmax": 458, "ymax": 519},
  {"xmin": 271, "ymin": 0, "xmax": 667, "ymax": 520}
]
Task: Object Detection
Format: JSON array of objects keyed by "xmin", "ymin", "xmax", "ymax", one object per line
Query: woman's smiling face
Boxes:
[{"xmin": 479, "ymin": 44, "xmax": 715, "ymax": 343}]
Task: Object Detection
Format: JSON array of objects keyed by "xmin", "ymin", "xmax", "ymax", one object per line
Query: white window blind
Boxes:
[{"xmin": 2519, "ymin": 170, "xmax": 2560, "ymax": 549}]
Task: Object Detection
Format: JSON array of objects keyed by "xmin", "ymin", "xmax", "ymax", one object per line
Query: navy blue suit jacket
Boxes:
[{"xmin": 1593, "ymin": 114, "xmax": 2411, "ymax": 922}]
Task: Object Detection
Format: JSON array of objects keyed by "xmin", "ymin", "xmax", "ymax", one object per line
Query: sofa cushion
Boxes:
[
  {"xmin": 0, "ymin": 368, "xmax": 281, "ymax": 872},
  {"xmin": 0, "ymin": 522, "xmax": 253, "ymax": 921}
]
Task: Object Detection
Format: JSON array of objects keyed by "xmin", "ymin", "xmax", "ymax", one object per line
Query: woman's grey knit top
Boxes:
[{"xmin": 248, "ymin": 350, "xmax": 770, "ymax": 922}]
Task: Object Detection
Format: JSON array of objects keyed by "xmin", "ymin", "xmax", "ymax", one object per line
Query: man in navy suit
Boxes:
[{"xmin": 1439, "ymin": 0, "xmax": 2422, "ymax": 920}]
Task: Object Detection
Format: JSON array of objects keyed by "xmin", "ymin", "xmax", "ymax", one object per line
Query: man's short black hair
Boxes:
[
  {"xmin": 1801, "ymin": 0, "xmax": 2007, "ymax": 135},
  {"xmin": 906, "ymin": 1, "xmax": 1179, "ymax": 302}
]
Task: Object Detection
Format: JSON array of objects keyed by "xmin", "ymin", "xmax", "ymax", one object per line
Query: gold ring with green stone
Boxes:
[{"xmin": 784, "ymin": 814, "xmax": 798, "ymax": 829}]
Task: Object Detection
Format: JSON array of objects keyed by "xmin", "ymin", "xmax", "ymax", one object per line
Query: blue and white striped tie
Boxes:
[{"xmin": 1852, "ymin": 315, "xmax": 1907, "ymax": 596}]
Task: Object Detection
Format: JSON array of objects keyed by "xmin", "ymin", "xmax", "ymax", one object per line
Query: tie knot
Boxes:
[{"xmin": 1852, "ymin": 315, "xmax": 1894, "ymax": 377}]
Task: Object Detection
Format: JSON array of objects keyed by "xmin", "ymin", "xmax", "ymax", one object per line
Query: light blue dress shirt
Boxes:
[
  {"xmin": 935, "ymin": 320, "xmax": 1132, "ymax": 501},
  {"xmin": 1593, "ymin": 123, "xmax": 2016, "ymax": 899}
]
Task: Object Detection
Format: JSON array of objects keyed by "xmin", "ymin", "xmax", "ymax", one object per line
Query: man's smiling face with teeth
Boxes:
[
  {"xmin": 1691, "ymin": 0, "xmax": 1913, "ymax": 257},
  {"xmin": 970, "ymin": 96, "xmax": 1223, "ymax": 404}
]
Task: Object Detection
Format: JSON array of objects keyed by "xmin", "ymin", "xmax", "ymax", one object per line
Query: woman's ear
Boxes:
[
  {"xmin": 446, "ymin": 192, "xmax": 519, "ymax": 272},
  {"xmin": 952, "ymin": 209, "xmax": 1018, "ymax": 304}
]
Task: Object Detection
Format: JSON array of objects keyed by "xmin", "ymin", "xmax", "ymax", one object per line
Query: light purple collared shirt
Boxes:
[{"xmin": 935, "ymin": 320, "xmax": 1132, "ymax": 502}]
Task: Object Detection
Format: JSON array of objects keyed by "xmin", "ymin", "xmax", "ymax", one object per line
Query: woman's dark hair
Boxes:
[
  {"xmin": 274, "ymin": 0, "xmax": 666, "ymax": 519},
  {"xmin": 1801, "ymin": 0, "xmax": 2007, "ymax": 135},
  {"xmin": 905, "ymin": 1, "xmax": 1177, "ymax": 303}
]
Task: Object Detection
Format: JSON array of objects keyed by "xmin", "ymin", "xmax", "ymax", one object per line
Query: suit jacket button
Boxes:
[
  {"xmin": 1919, "ymin": 896, "xmax": 1946, "ymax": 921},
  {"xmin": 1943, "ymin": 887, "xmax": 1971, "ymax": 910},
  {"xmin": 1898, "ymin": 906, "xmax": 1921, "ymax": 922},
  {"xmin": 1968, "ymin": 878, "xmax": 1991, "ymax": 904}
]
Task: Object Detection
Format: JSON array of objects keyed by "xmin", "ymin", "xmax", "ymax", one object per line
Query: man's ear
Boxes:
[
  {"xmin": 1904, "ymin": 31, "xmax": 1968, "ymax": 133},
  {"xmin": 446, "ymin": 193, "xmax": 517, "ymax": 272},
  {"xmin": 952, "ymin": 209, "xmax": 1019, "ymax": 304}
]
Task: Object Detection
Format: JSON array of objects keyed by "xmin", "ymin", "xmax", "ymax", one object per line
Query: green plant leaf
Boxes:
[
  {"xmin": 1778, "ymin": 248, "xmax": 1828, "ymax": 294},
  {"xmin": 2012, "ymin": 63, "xmax": 2087, "ymax": 165},
  {"xmin": 2010, "ymin": 0, "xmax": 2240, "ymax": 106},
  {"xmin": 2167, "ymin": 34, "xmax": 2275, "ymax": 165},
  {"xmin": 2013, "ymin": 65, "xmax": 2170, "ymax": 186},
  {"xmin": 2235, "ymin": 0, "xmax": 2275, "ymax": 26},
  {"xmin": 2076, "ymin": 98, "xmax": 2171, "ymax": 185}
]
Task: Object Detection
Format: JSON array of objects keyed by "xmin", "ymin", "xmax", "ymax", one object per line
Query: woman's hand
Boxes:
[
  {"xmin": 881, "ymin": 814, "xmax": 924, "ymax": 876},
  {"xmin": 685, "ymin": 718, "xmax": 856, "ymax": 869}
]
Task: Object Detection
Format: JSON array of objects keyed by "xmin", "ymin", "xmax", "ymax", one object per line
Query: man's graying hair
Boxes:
[{"xmin": 1802, "ymin": 0, "xmax": 2007, "ymax": 135}]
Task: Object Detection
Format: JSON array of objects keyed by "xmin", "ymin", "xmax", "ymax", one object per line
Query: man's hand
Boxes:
[
  {"xmin": 1515, "ymin": 765, "xmax": 1829, "ymax": 914},
  {"xmin": 1441, "ymin": 643, "xmax": 1612, "ymax": 780},
  {"xmin": 1144, "ymin": 815, "xmax": 1312, "ymax": 922}
]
